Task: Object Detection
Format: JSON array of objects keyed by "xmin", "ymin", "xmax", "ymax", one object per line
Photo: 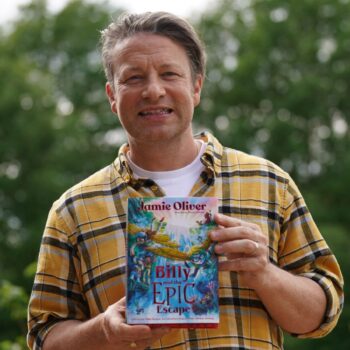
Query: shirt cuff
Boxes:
[
  {"xmin": 294, "ymin": 271, "xmax": 343, "ymax": 338},
  {"xmin": 28, "ymin": 318, "xmax": 61, "ymax": 350}
]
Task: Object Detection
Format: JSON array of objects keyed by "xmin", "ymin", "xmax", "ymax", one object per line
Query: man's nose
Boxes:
[{"xmin": 141, "ymin": 76, "xmax": 166, "ymax": 100}]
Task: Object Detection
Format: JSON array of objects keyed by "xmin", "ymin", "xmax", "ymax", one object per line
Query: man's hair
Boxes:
[{"xmin": 100, "ymin": 12, "xmax": 206, "ymax": 87}]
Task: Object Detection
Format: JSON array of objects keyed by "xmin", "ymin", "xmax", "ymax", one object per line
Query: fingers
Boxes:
[
  {"xmin": 118, "ymin": 323, "xmax": 152, "ymax": 341},
  {"xmin": 103, "ymin": 300, "xmax": 171, "ymax": 349},
  {"xmin": 219, "ymin": 242, "xmax": 267, "ymax": 272},
  {"xmin": 215, "ymin": 239, "xmax": 260, "ymax": 255},
  {"xmin": 210, "ymin": 213, "xmax": 269, "ymax": 277},
  {"xmin": 214, "ymin": 213, "xmax": 259, "ymax": 231},
  {"xmin": 116, "ymin": 296, "xmax": 126, "ymax": 307},
  {"xmin": 120, "ymin": 326, "xmax": 171, "ymax": 349},
  {"xmin": 211, "ymin": 213, "xmax": 267, "ymax": 247},
  {"xmin": 219, "ymin": 256, "xmax": 265, "ymax": 272},
  {"xmin": 212, "ymin": 226, "xmax": 260, "ymax": 245},
  {"xmin": 112, "ymin": 314, "xmax": 168, "ymax": 342}
]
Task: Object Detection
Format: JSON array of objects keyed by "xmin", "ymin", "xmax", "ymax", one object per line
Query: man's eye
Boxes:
[
  {"xmin": 126, "ymin": 75, "xmax": 143, "ymax": 83},
  {"xmin": 162, "ymin": 72, "xmax": 178, "ymax": 77}
]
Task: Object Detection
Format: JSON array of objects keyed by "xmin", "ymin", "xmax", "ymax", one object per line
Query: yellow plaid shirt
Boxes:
[{"xmin": 27, "ymin": 132, "xmax": 343, "ymax": 350}]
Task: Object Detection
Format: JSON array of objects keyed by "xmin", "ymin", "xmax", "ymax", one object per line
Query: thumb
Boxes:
[{"xmin": 115, "ymin": 296, "xmax": 126, "ymax": 316}]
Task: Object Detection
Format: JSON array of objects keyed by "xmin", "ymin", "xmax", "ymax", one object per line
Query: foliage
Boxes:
[
  {"xmin": 0, "ymin": 280, "xmax": 28, "ymax": 346},
  {"xmin": 0, "ymin": 0, "xmax": 124, "ymax": 347},
  {"xmin": 195, "ymin": 0, "xmax": 350, "ymax": 226},
  {"xmin": 195, "ymin": 2, "xmax": 349, "ymax": 348},
  {"xmin": 0, "ymin": 0, "xmax": 121, "ymax": 288},
  {"xmin": 0, "ymin": 0, "xmax": 348, "ymax": 349},
  {"xmin": 284, "ymin": 223, "xmax": 349, "ymax": 349}
]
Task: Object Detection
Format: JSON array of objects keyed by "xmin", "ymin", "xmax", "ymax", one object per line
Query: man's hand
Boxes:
[
  {"xmin": 210, "ymin": 213, "xmax": 327, "ymax": 334},
  {"xmin": 102, "ymin": 297, "xmax": 171, "ymax": 350},
  {"xmin": 210, "ymin": 213, "xmax": 270, "ymax": 287},
  {"xmin": 43, "ymin": 297, "xmax": 171, "ymax": 350}
]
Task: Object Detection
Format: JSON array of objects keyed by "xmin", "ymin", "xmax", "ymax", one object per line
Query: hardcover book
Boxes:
[{"xmin": 126, "ymin": 197, "xmax": 219, "ymax": 328}]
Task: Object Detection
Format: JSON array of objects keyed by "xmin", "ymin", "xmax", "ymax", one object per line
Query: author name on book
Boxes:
[{"xmin": 139, "ymin": 200, "xmax": 207, "ymax": 212}]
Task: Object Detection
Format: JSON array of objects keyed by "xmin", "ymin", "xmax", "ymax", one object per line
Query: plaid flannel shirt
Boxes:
[{"xmin": 27, "ymin": 132, "xmax": 343, "ymax": 350}]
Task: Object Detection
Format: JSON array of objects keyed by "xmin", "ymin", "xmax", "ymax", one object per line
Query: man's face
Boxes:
[{"xmin": 106, "ymin": 33, "xmax": 203, "ymax": 146}]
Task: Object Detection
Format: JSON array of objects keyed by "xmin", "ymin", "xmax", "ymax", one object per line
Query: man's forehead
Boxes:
[
  {"xmin": 110, "ymin": 33, "xmax": 189, "ymax": 70},
  {"xmin": 111, "ymin": 32, "xmax": 186, "ymax": 58}
]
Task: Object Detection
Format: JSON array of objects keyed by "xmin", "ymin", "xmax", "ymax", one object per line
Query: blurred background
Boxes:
[{"xmin": 0, "ymin": 0, "xmax": 348, "ymax": 348}]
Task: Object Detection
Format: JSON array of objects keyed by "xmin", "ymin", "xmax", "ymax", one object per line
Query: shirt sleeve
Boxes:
[
  {"xmin": 278, "ymin": 175, "xmax": 344, "ymax": 338},
  {"xmin": 27, "ymin": 201, "xmax": 88, "ymax": 350}
]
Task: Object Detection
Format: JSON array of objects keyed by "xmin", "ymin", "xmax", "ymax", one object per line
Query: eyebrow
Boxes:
[
  {"xmin": 116, "ymin": 66, "xmax": 143, "ymax": 79},
  {"xmin": 120, "ymin": 62, "xmax": 183, "ymax": 73},
  {"xmin": 119, "ymin": 66, "xmax": 142, "ymax": 73},
  {"xmin": 158, "ymin": 63, "xmax": 184, "ymax": 71}
]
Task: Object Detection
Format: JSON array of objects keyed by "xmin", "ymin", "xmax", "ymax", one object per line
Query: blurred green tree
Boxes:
[
  {"xmin": 0, "ymin": 0, "xmax": 124, "ymax": 347},
  {"xmin": 195, "ymin": 1, "xmax": 349, "ymax": 348},
  {"xmin": 0, "ymin": 0, "xmax": 348, "ymax": 348},
  {"xmin": 196, "ymin": 0, "xmax": 350, "ymax": 225},
  {"xmin": 0, "ymin": 0, "xmax": 122, "ymax": 286}
]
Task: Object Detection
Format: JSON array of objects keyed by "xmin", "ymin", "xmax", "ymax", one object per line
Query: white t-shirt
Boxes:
[{"xmin": 127, "ymin": 140, "xmax": 206, "ymax": 196}]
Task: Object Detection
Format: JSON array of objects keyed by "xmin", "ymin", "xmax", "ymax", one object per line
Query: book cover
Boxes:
[{"xmin": 126, "ymin": 197, "xmax": 219, "ymax": 328}]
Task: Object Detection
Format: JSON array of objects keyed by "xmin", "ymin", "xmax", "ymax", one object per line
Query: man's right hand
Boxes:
[
  {"xmin": 102, "ymin": 297, "xmax": 171, "ymax": 349},
  {"xmin": 43, "ymin": 297, "xmax": 171, "ymax": 350}
]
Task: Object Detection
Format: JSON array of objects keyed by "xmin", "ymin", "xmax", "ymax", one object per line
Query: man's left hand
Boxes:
[{"xmin": 210, "ymin": 213, "xmax": 270, "ymax": 287}]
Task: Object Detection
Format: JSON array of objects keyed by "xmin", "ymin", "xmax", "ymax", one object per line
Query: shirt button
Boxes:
[{"xmin": 151, "ymin": 185, "xmax": 158, "ymax": 192}]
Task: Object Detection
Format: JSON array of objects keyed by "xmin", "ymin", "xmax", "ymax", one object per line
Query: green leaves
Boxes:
[
  {"xmin": 0, "ymin": 0, "xmax": 348, "ymax": 348},
  {"xmin": 0, "ymin": 1, "xmax": 123, "ymax": 347},
  {"xmin": 0, "ymin": 280, "xmax": 27, "ymax": 321},
  {"xmin": 196, "ymin": 0, "xmax": 349, "ymax": 210},
  {"xmin": 196, "ymin": 3, "xmax": 349, "ymax": 348}
]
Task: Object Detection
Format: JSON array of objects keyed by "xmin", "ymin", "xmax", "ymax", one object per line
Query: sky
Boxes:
[{"xmin": 0, "ymin": 0, "xmax": 213, "ymax": 24}]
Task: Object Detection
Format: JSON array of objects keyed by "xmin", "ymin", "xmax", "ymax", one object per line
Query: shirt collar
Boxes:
[
  {"xmin": 195, "ymin": 131, "xmax": 223, "ymax": 177},
  {"xmin": 113, "ymin": 131, "xmax": 223, "ymax": 183}
]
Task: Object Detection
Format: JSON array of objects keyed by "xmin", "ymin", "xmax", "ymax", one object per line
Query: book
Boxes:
[{"xmin": 126, "ymin": 197, "xmax": 219, "ymax": 328}]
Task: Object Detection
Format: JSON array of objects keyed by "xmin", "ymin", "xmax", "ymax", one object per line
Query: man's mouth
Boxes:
[{"xmin": 139, "ymin": 108, "xmax": 173, "ymax": 117}]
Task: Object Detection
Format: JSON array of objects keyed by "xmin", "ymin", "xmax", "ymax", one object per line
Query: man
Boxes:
[{"xmin": 27, "ymin": 12, "xmax": 343, "ymax": 350}]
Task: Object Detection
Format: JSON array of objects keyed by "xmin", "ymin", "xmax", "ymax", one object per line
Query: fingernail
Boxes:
[
  {"xmin": 215, "ymin": 243, "xmax": 223, "ymax": 253},
  {"xmin": 211, "ymin": 231, "xmax": 218, "ymax": 240}
]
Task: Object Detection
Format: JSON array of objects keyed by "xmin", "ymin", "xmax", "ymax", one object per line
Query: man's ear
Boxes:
[
  {"xmin": 106, "ymin": 82, "xmax": 118, "ymax": 114},
  {"xmin": 193, "ymin": 75, "xmax": 204, "ymax": 107}
]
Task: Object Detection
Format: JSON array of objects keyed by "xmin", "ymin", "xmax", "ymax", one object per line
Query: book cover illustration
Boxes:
[{"xmin": 126, "ymin": 197, "xmax": 219, "ymax": 327}]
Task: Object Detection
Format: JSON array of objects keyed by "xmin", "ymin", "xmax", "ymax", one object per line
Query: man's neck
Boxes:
[{"xmin": 127, "ymin": 136, "xmax": 199, "ymax": 172}]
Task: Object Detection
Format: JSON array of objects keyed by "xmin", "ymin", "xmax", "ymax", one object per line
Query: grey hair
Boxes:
[{"xmin": 100, "ymin": 12, "xmax": 206, "ymax": 87}]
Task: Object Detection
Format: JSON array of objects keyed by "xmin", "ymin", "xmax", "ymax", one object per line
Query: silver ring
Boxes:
[{"xmin": 130, "ymin": 342, "xmax": 137, "ymax": 348}]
